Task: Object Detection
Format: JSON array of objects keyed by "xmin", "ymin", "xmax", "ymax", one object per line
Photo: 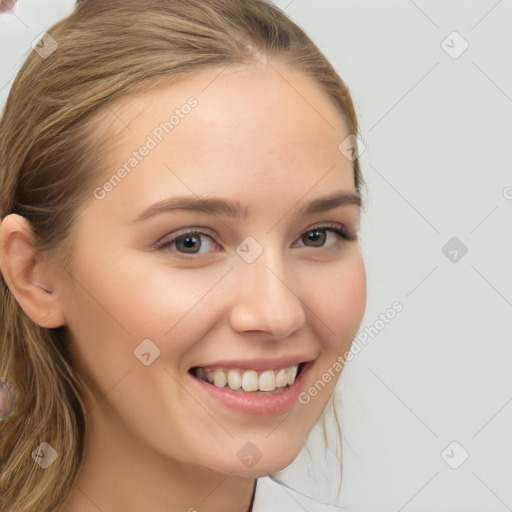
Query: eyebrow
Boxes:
[{"xmin": 132, "ymin": 191, "xmax": 361, "ymax": 223}]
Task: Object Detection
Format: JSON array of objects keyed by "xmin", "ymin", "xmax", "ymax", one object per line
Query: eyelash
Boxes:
[{"xmin": 154, "ymin": 222, "xmax": 358, "ymax": 260}]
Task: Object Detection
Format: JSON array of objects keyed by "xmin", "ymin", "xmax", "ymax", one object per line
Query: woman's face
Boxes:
[{"xmin": 57, "ymin": 62, "xmax": 367, "ymax": 477}]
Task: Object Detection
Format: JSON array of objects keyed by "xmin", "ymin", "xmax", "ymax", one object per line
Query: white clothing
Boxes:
[{"xmin": 252, "ymin": 476, "xmax": 351, "ymax": 511}]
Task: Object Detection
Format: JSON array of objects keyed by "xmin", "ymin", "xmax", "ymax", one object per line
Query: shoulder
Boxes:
[{"xmin": 252, "ymin": 476, "xmax": 353, "ymax": 512}]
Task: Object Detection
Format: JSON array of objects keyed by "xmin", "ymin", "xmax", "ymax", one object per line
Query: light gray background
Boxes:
[{"xmin": 1, "ymin": 1, "xmax": 511, "ymax": 511}]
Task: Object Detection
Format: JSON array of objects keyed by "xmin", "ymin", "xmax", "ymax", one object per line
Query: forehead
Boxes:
[
  {"xmin": 109, "ymin": 62, "xmax": 348, "ymax": 130},
  {"xmin": 86, "ymin": 63, "xmax": 356, "ymax": 220}
]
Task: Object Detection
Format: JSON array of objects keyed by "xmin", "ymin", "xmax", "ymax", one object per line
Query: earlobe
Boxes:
[{"xmin": 0, "ymin": 214, "xmax": 66, "ymax": 328}]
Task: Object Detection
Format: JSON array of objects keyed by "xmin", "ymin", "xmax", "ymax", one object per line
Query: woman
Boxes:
[{"xmin": 0, "ymin": 1, "xmax": 367, "ymax": 510}]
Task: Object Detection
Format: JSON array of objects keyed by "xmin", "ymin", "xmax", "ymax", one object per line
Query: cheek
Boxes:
[
  {"xmin": 67, "ymin": 247, "xmax": 210, "ymax": 331},
  {"xmin": 63, "ymin": 250, "xmax": 224, "ymax": 371},
  {"xmin": 310, "ymin": 255, "xmax": 367, "ymax": 351}
]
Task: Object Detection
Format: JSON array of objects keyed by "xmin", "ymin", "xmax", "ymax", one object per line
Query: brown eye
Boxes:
[
  {"xmin": 154, "ymin": 229, "xmax": 217, "ymax": 258},
  {"xmin": 296, "ymin": 223, "xmax": 356, "ymax": 249},
  {"xmin": 175, "ymin": 234, "xmax": 202, "ymax": 254},
  {"xmin": 302, "ymin": 229, "xmax": 327, "ymax": 247}
]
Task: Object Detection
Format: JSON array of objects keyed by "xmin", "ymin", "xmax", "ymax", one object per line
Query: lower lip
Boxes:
[{"xmin": 188, "ymin": 362, "xmax": 314, "ymax": 417}]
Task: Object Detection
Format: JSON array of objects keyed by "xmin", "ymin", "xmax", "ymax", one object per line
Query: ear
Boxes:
[{"xmin": 0, "ymin": 214, "xmax": 66, "ymax": 328}]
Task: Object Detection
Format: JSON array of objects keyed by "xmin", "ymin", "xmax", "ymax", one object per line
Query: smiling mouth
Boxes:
[{"xmin": 188, "ymin": 361, "xmax": 308, "ymax": 393}]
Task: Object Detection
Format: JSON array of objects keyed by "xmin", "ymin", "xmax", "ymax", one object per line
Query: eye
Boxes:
[
  {"xmin": 154, "ymin": 222, "xmax": 357, "ymax": 260},
  {"xmin": 294, "ymin": 222, "xmax": 358, "ymax": 249},
  {"xmin": 154, "ymin": 229, "xmax": 218, "ymax": 257}
]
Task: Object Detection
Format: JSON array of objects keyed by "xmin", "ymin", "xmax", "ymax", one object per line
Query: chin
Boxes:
[{"xmin": 206, "ymin": 444, "xmax": 303, "ymax": 479}]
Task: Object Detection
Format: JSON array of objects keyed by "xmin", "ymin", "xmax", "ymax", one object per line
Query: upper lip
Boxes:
[{"xmin": 190, "ymin": 355, "xmax": 317, "ymax": 371}]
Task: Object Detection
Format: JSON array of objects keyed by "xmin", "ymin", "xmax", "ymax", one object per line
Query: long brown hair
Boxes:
[{"xmin": 0, "ymin": 1, "xmax": 366, "ymax": 510}]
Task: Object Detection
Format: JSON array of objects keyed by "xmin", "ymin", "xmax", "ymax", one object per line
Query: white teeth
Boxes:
[
  {"xmin": 275, "ymin": 368, "xmax": 288, "ymax": 388},
  {"xmin": 213, "ymin": 369, "xmax": 227, "ymax": 388},
  {"xmin": 241, "ymin": 370, "xmax": 259, "ymax": 392},
  {"xmin": 288, "ymin": 365, "xmax": 298, "ymax": 385},
  {"xmin": 196, "ymin": 364, "xmax": 300, "ymax": 392},
  {"xmin": 259, "ymin": 369, "xmax": 276, "ymax": 391},
  {"xmin": 227, "ymin": 368, "xmax": 241, "ymax": 390}
]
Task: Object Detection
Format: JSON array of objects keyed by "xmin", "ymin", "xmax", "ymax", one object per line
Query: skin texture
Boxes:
[{"xmin": 0, "ymin": 61, "xmax": 366, "ymax": 512}]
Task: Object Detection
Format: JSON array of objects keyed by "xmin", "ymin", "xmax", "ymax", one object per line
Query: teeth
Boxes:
[
  {"xmin": 195, "ymin": 364, "xmax": 300, "ymax": 392},
  {"xmin": 241, "ymin": 370, "xmax": 259, "ymax": 392},
  {"xmin": 213, "ymin": 369, "xmax": 227, "ymax": 388},
  {"xmin": 259, "ymin": 369, "xmax": 276, "ymax": 391},
  {"xmin": 227, "ymin": 369, "xmax": 241, "ymax": 390},
  {"xmin": 275, "ymin": 368, "xmax": 288, "ymax": 388},
  {"xmin": 289, "ymin": 365, "xmax": 298, "ymax": 383}
]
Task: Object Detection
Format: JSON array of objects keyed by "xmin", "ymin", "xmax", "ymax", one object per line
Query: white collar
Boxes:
[{"xmin": 251, "ymin": 476, "xmax": 352, "ymax": 512}]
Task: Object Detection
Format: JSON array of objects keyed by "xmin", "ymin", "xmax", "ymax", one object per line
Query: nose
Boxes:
[{"xmin": 228, "ymin": 249, "xmax": 307, "ymax": 339}]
